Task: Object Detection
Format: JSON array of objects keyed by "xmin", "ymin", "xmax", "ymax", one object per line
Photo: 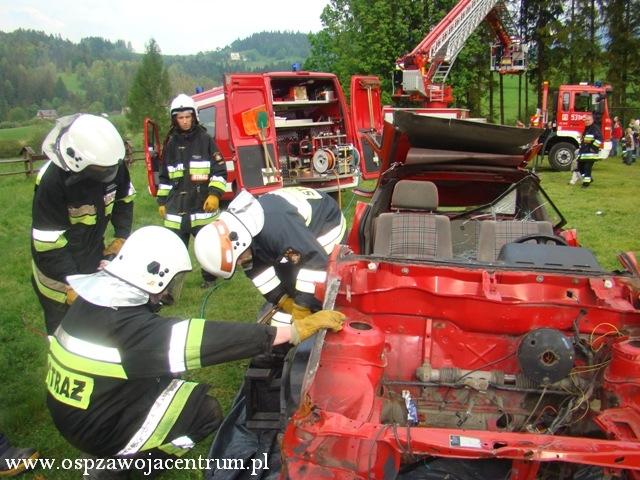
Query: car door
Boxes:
[
  {"xmin": 143, "ymin": 117, "xmax": 161, "ymax": 196},
  {"xmin": 224, "ymin": 73, "xmax": 282, "ymax": 193},
  {"xmin": 350, "ymin": 75, "xmax": 383, "ymax": 180}
]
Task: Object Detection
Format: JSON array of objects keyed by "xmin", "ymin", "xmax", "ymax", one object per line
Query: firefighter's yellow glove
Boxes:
[
  {"xmin": 292, "ymin": 303, "xmax": 312, "ymax": 321},
  {"xmin": 277, "ymin": 295, "xmax": 295, "ymax": 314},
  {"xmin": 65, "ymin": 287, "xmax": 78, "ymax": 305},
  {"xmin": 203, "ymin": 195, "xmax": 219, "ymax": 213},
  {"xmin": 290, "ymin": 310, "xmax": 345, "ymax": 345},
  {"xmin": 103, "ymin": 237, "xmax": 125, "ymax": 257},
  {"xmin": 158, "ymin": 205, "xmax": 166, "ymax": 218}
]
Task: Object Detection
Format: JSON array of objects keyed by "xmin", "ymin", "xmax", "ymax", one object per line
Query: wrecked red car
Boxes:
[{"xmin": 208, "ymin": 112, "xmax": 640, "ymax": 480}]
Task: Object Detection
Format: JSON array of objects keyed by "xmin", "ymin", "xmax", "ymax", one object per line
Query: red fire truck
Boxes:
[
  {"xmin": 143, "ymin": 71, "xmax": 383, "ymax": 200},
  {"xmin": 535, "ymin": 81, "xmax": 613, "ymax": 170}
]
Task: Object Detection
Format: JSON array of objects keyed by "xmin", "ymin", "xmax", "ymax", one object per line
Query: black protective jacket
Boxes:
[
  {"xmin": 31, "ymin": 161, "xmax": 135, "ymax": 306},
  {"xmin": 46, "ymin": 298, "xmax": 276, "ymax": 457},
  {"xmin": 157, "ymin": 125, "xmax": 227, "ymax": 231},
  {"xmin": 245, "ymin": 187, "xmax": 346, "ymax": 317},
  {"xmin": 578, "ymin": 123, "xmax": 603, "ymax": 161}
]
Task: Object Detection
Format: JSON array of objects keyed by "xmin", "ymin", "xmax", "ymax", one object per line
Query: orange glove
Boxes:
[
  {"xmin": 103, "ymin": 237, "xmax": 125, "ymax": 257},
  {"xmin": 66, "ymin": 287, "xmax": 78, "ymax": 305},
  {"xmin": 158, "ymin": 205, "xmax": 166, "ymax": 217},
  {"xmin": 203, "ymin": 195, "xmax": 219, "ymax": 213},
  {"xmin": 290, "ymin": 310, "xmax": 345, "ymax": 345}
]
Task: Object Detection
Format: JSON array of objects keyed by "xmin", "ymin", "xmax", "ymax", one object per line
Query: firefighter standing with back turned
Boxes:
[
  {"xmin": 569, "ymin": 113, "xmax": 603, "ymax": 187},
  {"xmin": 45, "ymin": 226, "xmax": 344, "ymax": 478},
  {"xmin": 31, "ymin": 114, "xmax": 135, "ymax": 334},
  {"xmin": 195, "ymin": 187, "xmax": 346, "ymax": 326},
  {"xmin": 157, "ymin": 94, "xmax": 227, "ymax": 287}
]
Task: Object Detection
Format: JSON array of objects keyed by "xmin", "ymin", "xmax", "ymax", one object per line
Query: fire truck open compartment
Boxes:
[{"xmin": 268, "ymin": 75, "xmax": 359, "ymax": 187}]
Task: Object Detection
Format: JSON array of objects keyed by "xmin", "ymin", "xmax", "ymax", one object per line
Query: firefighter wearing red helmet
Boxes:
[
  {"xmin": 157, "ymin": 94, "xmax": 227, "ymax": 287},
  {"xmin": 46, "ymin": 226, "xmax": 344, "ymax": 477},
  {"xmin": 195, "ymin": 187, "xmax": 347, "ymax": 326},
  {"xmin": 31, "ymin": 114, "xmax": 136, "ymax": 334}
]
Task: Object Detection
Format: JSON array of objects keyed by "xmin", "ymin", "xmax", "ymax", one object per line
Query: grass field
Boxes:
[
  {"xmin": 0, "ymin": 153, "xmax": 638, "ymax": 479},
  {"xmin": 0, "ymin": 125, "xmax": 45, "ymax": 142}
]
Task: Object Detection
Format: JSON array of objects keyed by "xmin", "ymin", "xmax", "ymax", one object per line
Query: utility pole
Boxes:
[
  {"xmin": 525, "ymin": 73, "xmax": 529, "ymax": 123},
  {"xmin": 518, "ymin": 72, "xmax": 522, "ymax": 121},
  {"xmin": 499, "ymin": 74, "xmax": 504, "ymax": 124},
  {"xmin": 489, "ymin": 71, "xmax": 494, "ymax": 123}
]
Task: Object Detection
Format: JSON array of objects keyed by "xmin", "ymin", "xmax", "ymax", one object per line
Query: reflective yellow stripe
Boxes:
[
  {"xmin": 105, "ymin": 202, "xmax": 114, "ymax": 216},
  {"xmin": 49, "ymin": 337, "xmax": 127, "ymax": 379},
  {"xmin": 168, "ymin": 171, "xmax": 184, "ymax": 179},
  {"xmin": 140, "ymin": 382, "xmax": 198, "ymax": 451},
  {"xmin": 190, "ymin": 216, "xmax": 216, "ymax": 227},
  {"xmin": 158, "ymin": 442, "xmax": 189, "ymax": 457},
  {"xmin": 32, "ymin": 228, "xmax": 68, "ymax": 252},
  {"xmin": 46, "ymin": 354, "xmax": 94, "ymax": 410},
  {"xmin": 69, "ymin": 214, "xmax": 97, "ymax": 225},
  {"xmin": 186, "ymin": 319, "xmax": 206, "ymax": 370},
  {"xmin": 157, "ymin": 189, "xmax": 170, "ymax": 197},
  {"xmin": 208, "ymin": 180, "xmax": 226, "ymax": 191},
  {"xmin": 119, "ymin": 193, "xmax": 136, "ymax": 203},
  {"xmin": 32, "ymin": 261, "xmax": 67, "ymax": 303},
  {"xmin": 164, "ymin": 219, "xmax": 181, "ymax": 229},
  {"xmin": 33, "ymin": 236, "xmax": 68, "ymax": 253}
]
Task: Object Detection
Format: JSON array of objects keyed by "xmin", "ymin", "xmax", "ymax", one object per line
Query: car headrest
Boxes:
[{"xmin": 391, "ymin": 180, "xmax": 438, "ymax": 211}]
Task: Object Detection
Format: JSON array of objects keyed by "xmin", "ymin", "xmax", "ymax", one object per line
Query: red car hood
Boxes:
[{"xmin": 374, "ymin": 111, "xmax": 543, "ymax": 174}]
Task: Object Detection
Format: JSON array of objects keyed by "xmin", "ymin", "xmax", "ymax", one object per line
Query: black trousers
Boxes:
[
  {"xmin": 577, "ymin": 160, "xmax": 594, "ymax": 179},
  {"xmin": 100, "ymin": 396, "xmax": 223, "ymax": 479},
  {"xmin": 32, "ymin": 277, "xmax": 68, "ymax": 335}
]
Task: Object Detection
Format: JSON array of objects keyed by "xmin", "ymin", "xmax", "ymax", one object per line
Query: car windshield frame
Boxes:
[{"xmin": 446, "ymin": 175, "xmax": 566, "ymax": 229}]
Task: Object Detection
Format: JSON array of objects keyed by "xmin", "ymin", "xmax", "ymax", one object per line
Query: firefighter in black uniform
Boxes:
[
  {"xmin": 195, "ymin": 187, "xmax": 347, "ymax": 325},
  {"xmin": 157, "ymin": 94, "xmax": 227, "ymax": 287},
  {"xmin": 46, "ymin": 226, "xmax": 344, "ymax": 476},
  {"xmin": 31, "ymin": 114, "xmax": 135, "ymax": 334},
  {"xmin": 574, "ymin": 113, "xmax": 603, "ymax": 187}
]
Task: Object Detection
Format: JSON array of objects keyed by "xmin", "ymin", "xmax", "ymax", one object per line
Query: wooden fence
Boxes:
[
  {"xmin": 0, "ymin": 146, "xmax": 48, "ymax": 177},
  {"xmin": 0, "ymin": 141, "xmax": 145, "ymax": 178}
]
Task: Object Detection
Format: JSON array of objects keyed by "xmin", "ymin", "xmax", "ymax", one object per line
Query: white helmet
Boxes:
[
  {"xmin": 195, "ymin": 211, "xmax": 254, "ymax": 279},
  {"xmin": 105, "ymin": 226, "xmax": 192, "ymax": 295},
  {"xmin": 42, "ymin": 114, "xmax": 125, "ymax": 173},
  {"xmin": 170, "ymin": 93, "xmax": 198, "ymax": 121},
  {"xmin": 195, "ymin": 190, "xmax": 265, "ymax": 279}
]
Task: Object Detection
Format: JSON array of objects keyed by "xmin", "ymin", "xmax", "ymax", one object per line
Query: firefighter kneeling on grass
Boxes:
[
  {"xmin": 194, "ymin": 187, "xmax": 347, "ymax": 326},
  {"xmin": 46, "ymin": 226, "xmax": 344, "ymax": 479},
  {"xmin": 569, "ymin": 113, "xmax": 603, "ymax": 187}
]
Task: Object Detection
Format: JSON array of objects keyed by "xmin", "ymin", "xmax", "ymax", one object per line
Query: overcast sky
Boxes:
[{"xmin": 0, "ymin": 0, "xmax": 330, "ymax": 55}]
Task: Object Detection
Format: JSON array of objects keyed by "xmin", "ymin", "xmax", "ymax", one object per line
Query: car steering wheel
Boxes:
[{"xmin": 513, "ymin": 233, "xmax": 568, "ymax": 246}]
